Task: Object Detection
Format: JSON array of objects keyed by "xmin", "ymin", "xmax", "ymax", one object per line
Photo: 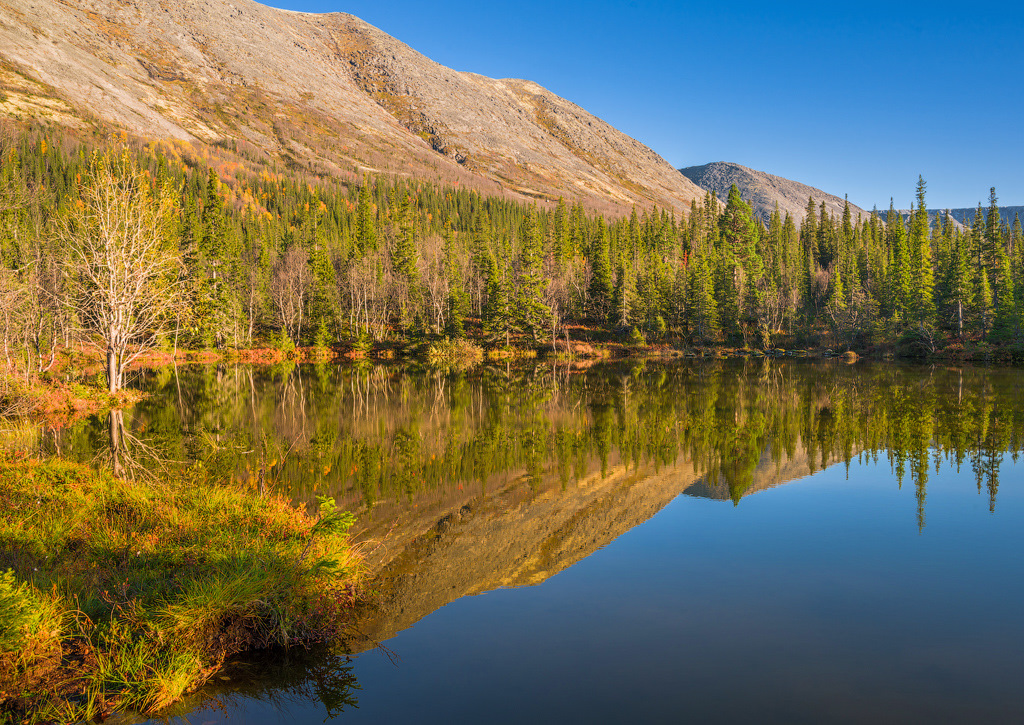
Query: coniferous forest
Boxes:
[{"xmin": 2, "ymin": 128, "xmax": 1023, "ymax": 386}]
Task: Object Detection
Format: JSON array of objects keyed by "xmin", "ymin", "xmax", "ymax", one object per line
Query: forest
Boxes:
[{"xmin": 2, "ymin": 126, "xmax": 1023, "ymax": 391}]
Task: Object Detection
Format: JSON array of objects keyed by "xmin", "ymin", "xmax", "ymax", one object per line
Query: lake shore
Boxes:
[{"xmin": 0, "ymin": 455, "xmax": 361, "ymax": 723}]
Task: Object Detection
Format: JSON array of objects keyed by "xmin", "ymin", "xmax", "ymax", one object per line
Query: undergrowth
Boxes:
[{"xmin": 0, "ymin": 455, "xmax": 359, "ymax": 722}]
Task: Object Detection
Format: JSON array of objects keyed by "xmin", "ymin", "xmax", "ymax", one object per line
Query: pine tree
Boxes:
[
  {"xmin": 588, "ymin": 218, "xmax": 613, "ymax": 321},
  {"xmin": 944, "ymin": 214, "xmax": 972, "ymax": 338},
  {"xmin": 887, "ymin": 202, "xmax": 911, "ymax": 321},
  {"xmin": 515, "ymin": 208, "xmax": 550, "ymax": 342},
  {"xmin": 992, "ymin": 252, "xmax": 1016, "ymax": 341},
  {"xmin": 908, "ymin": 177, "xmax": 936, "ymax": 324},
  {"xmin": 687, "ymin": 249, "xmax": 718, "ymax": 342},
  {"xmin": 443, "ymin": 225, "xmax": 468, "ymax": 337},
  {"xmin": 355, "ymin": 177, "xmax": 377, "ymax": 255}
]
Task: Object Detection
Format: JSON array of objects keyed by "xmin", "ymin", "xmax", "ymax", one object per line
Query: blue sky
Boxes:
[{"xmin": 264, "ymin": 0, "xmax": 1024, "ymax": 211}]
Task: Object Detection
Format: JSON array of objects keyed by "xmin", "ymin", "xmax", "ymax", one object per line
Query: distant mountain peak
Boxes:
[{"xmin": 680, "ymin": 161, "xmax": 870, "ymax": 224}]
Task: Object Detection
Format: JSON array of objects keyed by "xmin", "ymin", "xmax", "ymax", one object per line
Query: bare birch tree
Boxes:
[
  {"xmin": 271, "ymin": 245, "xmax": 309, "ymax": 344},
  {"xmin": 58, "ymin": 151, "xmax": 181, "ymax": 393}
]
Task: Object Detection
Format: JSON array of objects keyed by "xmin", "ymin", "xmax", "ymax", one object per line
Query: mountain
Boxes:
[
  {"xmin": 925, "ymin": 206, "xmax": 1024, "ymax": 227},
  {"xmin": 680, "ymin": 161, "xmax": 872, "ymax": 225},
  {"xmin": 0, "ymin": 0, "xmax": 705, "ymax": 214}
]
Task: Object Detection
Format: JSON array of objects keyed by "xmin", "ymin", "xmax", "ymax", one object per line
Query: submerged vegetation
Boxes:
[{"xmin": 0, "ymin": 455, "xmax": 358, "ymax": 722}]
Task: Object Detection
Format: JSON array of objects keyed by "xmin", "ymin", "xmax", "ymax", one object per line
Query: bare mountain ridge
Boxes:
[
  {"xmin": 888, "ymin": 206, "xmax": 1023, "ymax": 229},
  {"xmin": 0, "ymin": 0, "xmax": 705, "ymax": 214},
  {"xmin": 680, "ymin": 161, "xmax": 872, "ymax": 224}
]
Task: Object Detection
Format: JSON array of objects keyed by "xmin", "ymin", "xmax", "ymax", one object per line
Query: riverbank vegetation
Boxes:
[
  {"xmin": 2, "ymin": 126, "xmax": 1023, "ymax": 383},
  {"xmin": 0, "ymin": 454, "xmax": 359, "ymax": 722}
]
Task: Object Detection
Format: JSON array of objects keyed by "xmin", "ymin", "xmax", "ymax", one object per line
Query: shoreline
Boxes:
[
  {"xmin": 3, "ymin": 335, "xmax": 1021, "ymax": 426},
  {"xmin": 0, "ymin": 457, "xmax": 361, "ymax": 723}
]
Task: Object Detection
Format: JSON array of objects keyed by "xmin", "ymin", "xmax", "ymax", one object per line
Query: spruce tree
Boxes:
[
  {"xmin": 887, "ymin": 202, "xmax": 911, "ymax": 321},
  {"xmin": 984, "ymin": 187, "xmax": 1003, "ymax": 282},
  {"xmin": 976, "ymin": 266, "xmax": 993, "ymax": 337},
  {"xmin": 612, "ymin": 262, "xmax": 634, "ymax": 328},
  {"xmin": 992, "ymin": 252, "xmax": 1016, "ymax": 341},
  {"xmin": 443, "ymin": 225, "xmax": 468, "ymax": 337},
  {"xmin": 355, "ymin": 177, "xmax": 377, "ymax": 255},
  {"xmin": 515, "ymin": 208, "xmax": 550, "ymax": 342},
  {"xmin": 944, "ymin": 215, "xmax": 972, "ymax": 338},
  {"xmin": 588, "ymin": 218, "xmax": 613, "ymax": 321},
  {"xmin": 392, "ymin": 190, "xmax": 419, "ymax": 282},
  {"xmin": 687, "ymin": 250, "xmax": 719, "ymax": 342},
  {"xmin": 482, "ymin": 254, "xmax": 514, "ymax": 347},
  {"xmin": 307, "ymin": 246, "xmax": 337, "ymax": 346},
  {"xmin": 908, "ymin": 178, "xmax": 936, "ymax": 324}
]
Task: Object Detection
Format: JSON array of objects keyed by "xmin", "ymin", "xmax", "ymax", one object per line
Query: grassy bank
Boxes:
[
  {"xmin": 0, "ymin": 374, "xmax": 144, "ymax": 423},
  {"xmin": 0, "ymin": 455, "xmax": 359, "ymax": 723}
]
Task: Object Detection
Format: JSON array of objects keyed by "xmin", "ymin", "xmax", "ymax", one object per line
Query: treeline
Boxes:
[{"xmin": 1, "ymin": 129, "xmax": 1023, "ymax": 370}]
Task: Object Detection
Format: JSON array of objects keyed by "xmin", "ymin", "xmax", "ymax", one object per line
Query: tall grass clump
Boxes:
[
  {"xmin": 424, "ymin": 337, "xmax": 483, "ymax": 370},
  {"xmin": 0, "ymin": 570, "xmax": 65, "ymax": 688},
  {"xmin": 0, "ymin": 455, "xmax": 360, "ymax": 722}
]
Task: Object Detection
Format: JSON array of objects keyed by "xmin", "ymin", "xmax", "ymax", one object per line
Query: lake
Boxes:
[{"xmin": 33, "ymin": 359, "xmax": 1024, "ymax": 724}]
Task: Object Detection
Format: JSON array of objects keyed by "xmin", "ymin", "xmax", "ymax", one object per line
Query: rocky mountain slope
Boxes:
[
  {"xmin": 680, "ymin": 161, "xmax": 872, "ymax": 224},
  {"xmin": 0, "ymin": 0, "xmax": 705, "ymax": 214}
]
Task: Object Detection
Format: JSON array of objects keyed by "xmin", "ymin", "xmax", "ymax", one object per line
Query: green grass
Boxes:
[{"xmin": 0, "ymin": 455, "xmax": 359, "ymax": 721}]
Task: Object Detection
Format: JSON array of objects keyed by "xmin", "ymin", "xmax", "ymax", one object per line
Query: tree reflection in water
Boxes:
[{"xmin": 33, "ymin": 360, "xmax": 1024, "ymax": 533}]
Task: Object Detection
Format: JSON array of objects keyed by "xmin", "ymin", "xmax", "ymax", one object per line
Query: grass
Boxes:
[
  {"xmin": 423, "ymin": 337, "xmax": 484, "ymax": 370},
  {"xmin": 0, "ymin": 455, "xmax": 360, "ymax": 722}
]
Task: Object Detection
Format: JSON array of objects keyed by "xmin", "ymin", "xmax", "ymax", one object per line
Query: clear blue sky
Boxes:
[{"xmin": 264, "ymin": 0, "xmax": 1024, "ymax": 211}]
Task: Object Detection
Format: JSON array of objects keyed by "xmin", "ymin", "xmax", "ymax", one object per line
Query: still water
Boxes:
[{"xmin": 40, "ymin": 359, "xmax": 1024, "ymax": 723}]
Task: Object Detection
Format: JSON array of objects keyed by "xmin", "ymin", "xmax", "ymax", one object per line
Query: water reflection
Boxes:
[
  {"xmin": 29, "ymin": 359, "xmax": 1024, "ymax": 645},
  {"xmin": 35, "ymin": 360, "xmax": 1024, "ymax": 531},
  {"xmin": 20, "ymin": 359, "xmax": 1024, "ymax": 723},
  {"xmin": 125, "ymin": 648, "xmax": 359, "ymax": 724}
]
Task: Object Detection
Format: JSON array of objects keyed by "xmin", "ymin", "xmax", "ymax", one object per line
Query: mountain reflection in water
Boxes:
[{"xmin": 31, "ymin": 359, "xmax": 1024, "ymax": 724}]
